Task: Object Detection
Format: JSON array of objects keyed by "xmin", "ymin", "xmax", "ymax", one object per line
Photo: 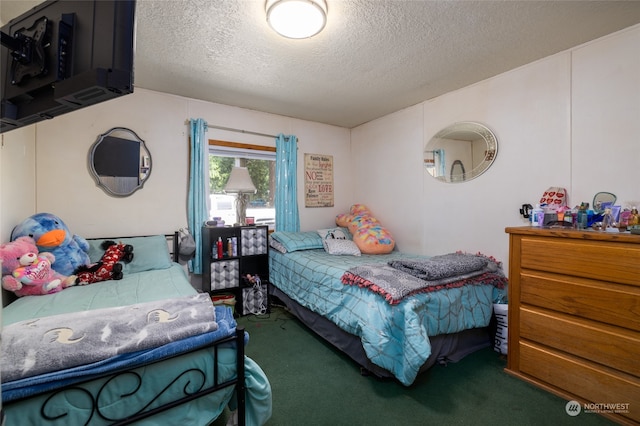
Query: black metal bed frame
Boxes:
[{"xmin": 4, "ymin": 232, "xmax": 247, "ymax": 426}]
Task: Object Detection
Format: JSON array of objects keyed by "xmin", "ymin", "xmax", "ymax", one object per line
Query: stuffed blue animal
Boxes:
[{"xmin": 11, "ymin": 213, "xmax": 90, "ymax": 276}]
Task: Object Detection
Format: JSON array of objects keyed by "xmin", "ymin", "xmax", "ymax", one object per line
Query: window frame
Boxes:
[{"xmin": 208, "ymin": 140, "xmax": 276, "ymax": 228}]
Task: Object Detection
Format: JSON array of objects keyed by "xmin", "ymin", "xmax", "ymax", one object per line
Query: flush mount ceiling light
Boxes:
[{"xmin": 266, "ymin": 0, "xmax": 328, "ymax": 39}]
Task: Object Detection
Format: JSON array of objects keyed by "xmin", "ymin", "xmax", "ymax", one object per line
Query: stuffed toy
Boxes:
[
  {"xmin": 11, "ymin": 212, "xmax": 91, "ymax": 276},
  {"xmin": 1, "ymin": 236, "xmax": 77, "ymax": 297},
  {"xmin": 336, "ymin": 204, "xmax": 395, "ymax": 254},
  {"xmin": 75, "ymin": 241, "xmax": 134, "ymax": 285}
]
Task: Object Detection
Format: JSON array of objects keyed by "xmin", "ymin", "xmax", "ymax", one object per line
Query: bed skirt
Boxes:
[{"xmin": 269, "ymin": 283, "xmax": 491, "ymax": 382}]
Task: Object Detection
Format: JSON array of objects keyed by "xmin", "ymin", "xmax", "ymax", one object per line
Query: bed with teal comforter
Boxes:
[
  {"xmin": 268, "ymin": 231, "xmax": 506, "ymax": 386},
  {"xmin": 2, "ymin": 235, "xmax": 272, "ymax": 426}
]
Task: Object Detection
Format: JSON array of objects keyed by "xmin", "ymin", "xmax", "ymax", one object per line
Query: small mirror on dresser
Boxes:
[
  {"xmin": 89, "ymin": 127, "xmax": 151, "ymax": 197},
  {"xmin": 592, "ymin": 191, "xmax": 616, "ymax": 213},
  {"xmin": 424, "ymin": 122, "xmax": 498, "ymax": 183}
]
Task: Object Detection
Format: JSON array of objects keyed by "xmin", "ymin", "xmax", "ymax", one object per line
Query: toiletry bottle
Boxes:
[
  {"xmin": 602, "ymin": 208, "xmax": 613, "ymax": 230},
  {"xmin": 531, "ymin": 204, "xmax": 544, "ymax": 227},
  {"xmin": 217, "ymin": 237, "xmax": 223, "ymax": 259},
  {"xmin": 577, "ymin": 204, "xmax": 588, "ymax": 229},
  {"xmin": 232, "ymin": 236, "xmax": 238, "ymax": 257},
  {"xmin": 629, "ymin": 207, "xmax": 640, "ymax": 226},
  {"xmin": 227, "ymin": 238, "xmax": 233, "ymax": 257},
  {"xmin": 564, "ymin": 209, "xmax": 574, "ymax": 226},
  {"xmin": 619, "ymin": 210, "xmax": 631, "ymax": 229}
]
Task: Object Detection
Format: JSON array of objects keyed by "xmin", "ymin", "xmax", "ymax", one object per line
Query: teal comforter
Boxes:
[{"xmin": 269, "ymin": 249, "xmax": 506, "ymax": 386}]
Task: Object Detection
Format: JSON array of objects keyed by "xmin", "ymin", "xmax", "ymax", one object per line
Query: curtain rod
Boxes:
[{"xmin": 185, "ymin": 120, "xmax": 287, "ymax": 140}]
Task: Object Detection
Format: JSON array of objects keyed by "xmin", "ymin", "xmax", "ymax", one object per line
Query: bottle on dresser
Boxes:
[{"xmin": 629, "ymin": 207, "xmax": 640, "ymax": 226}]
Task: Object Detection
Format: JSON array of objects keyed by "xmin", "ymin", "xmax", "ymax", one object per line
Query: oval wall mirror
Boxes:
[
  {"xmin": 424, "ymin": 122, "xmax": 498, "ymax": 183},
  {"xmin": 89, "ymin": 127, "xmax": 151, "ymax": 197}
]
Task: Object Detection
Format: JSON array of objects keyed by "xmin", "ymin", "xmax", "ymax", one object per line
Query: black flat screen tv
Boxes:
[{"xmin": 0, "ymin": 0, "xmax": 136, "ymax": 133}]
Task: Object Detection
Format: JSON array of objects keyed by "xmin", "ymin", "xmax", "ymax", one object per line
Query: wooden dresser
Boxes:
[{"xmin": 505, "ymin": 227, "xmax": 640, "ymax": 425}]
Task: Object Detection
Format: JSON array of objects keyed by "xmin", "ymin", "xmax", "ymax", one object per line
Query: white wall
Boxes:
[
  {"xmin": 350, "ymin": 104, "xmax": 425, "ymax": 253},
  {"xmin": 0, "ymin": 89, "xmax": 351, "ymax": 242},
  {"xmin": 0, "ymin": 125, "xmax": 37, "ymax": 240},
  {"xmin": 571, "ymin": 26, "xmax": 640, "ymax": 208},
  {"xmin": 351, "ymin": 24, "xmax": 639, "ymax": 270}
]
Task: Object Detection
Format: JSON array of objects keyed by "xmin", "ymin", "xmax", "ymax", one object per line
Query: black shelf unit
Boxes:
[{"xmin": 201, "ymin": 225, "xmax": 269, "ymax": 315}]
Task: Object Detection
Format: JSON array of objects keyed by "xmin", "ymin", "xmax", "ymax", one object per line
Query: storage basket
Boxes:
[
  {"xmin": 210, "ymin": 260, "xmax": 239, "ymax": 290},
  {"xmin": 241, "ymin": 284, "xmax": 268, "ymax": 315},
  {"xmin": 241, "ymin": 227, "xmax": 268, "ymax": 256}
]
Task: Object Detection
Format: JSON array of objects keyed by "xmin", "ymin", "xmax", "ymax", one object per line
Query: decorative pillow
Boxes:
[
  {"xmin": 88, "ymin": 235, "xmax": 172, "ymax": 273},
  {"xmin": 268, "ymin": 236, "xmax": 288, "ymax": 254},
  {"xmin": 317, "ymin": 227, "xmax": 351, "ymax": 240},
  {"xmin": 269, "ymin": 231, "xmax": 323, "ymax": 253},
  {"xmin": 335, "ymin": 204, "xmax": 395, "ymax": 255},
  {"xmin": 322, "ymin": 239, "xmax": 361, "ymax": 256}
]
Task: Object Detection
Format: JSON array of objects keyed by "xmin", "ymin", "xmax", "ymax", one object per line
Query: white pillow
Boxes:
[
  {"xmin": 322, "ymin": 239, "xmax": 361, "ymax": 256},
  {"xmin": 317, "ymin": 227, "xmax": 351, "ymax": 240}
]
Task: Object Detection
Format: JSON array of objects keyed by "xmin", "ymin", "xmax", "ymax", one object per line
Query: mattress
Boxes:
[{"xmin": 269, "ymin": 248, "xmax": 505, "ymax": 385}]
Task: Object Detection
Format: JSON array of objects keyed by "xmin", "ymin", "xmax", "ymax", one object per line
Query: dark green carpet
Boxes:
[{"xmin": 221, "ymin": 307, "xmax": 614, "ymax": 425}]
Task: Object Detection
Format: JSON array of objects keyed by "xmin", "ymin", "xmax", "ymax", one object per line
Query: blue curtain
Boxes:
[
  {"xmin": 436, "ymin": 148, "xmax": 446, "ymax": 178},
  {"xmin": 275, "ymin": 134, "xmax": 300, "ymax": 232},
  {"xmin": 188, "ymin": 118, "xmax": 208, "ymax": 274}
]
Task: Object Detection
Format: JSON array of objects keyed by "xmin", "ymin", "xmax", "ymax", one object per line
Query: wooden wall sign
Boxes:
[{"xmin": 304, "ymin": 153, "xmax": 334, "ymax": 207}]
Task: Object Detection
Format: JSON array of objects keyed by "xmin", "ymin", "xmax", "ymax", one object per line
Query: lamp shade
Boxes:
[
  {"xmin": 266, "ymin": 0, "xmax": 327, "ymax": 39},
  {"xmin": 224, "ymin": 167, "xmax": 257, "ymax": 194}
]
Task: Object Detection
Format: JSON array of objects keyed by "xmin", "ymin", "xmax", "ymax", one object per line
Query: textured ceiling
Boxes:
[{"xmin": 2, "ymin": 0, "xmax": 640, "ymax": 128}]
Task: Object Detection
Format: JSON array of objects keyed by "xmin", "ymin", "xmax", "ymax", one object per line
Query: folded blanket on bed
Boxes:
[
  {"xmin": 387, "ymin": 252, "xmax": 489, "ymax": 280},
  {"xmin": 342, "ymin": 257, "xmax": 506, "ymax": 304},
  {"xmin": 1, "ymin": 293, "xmax": 217, "ymax": 382}
]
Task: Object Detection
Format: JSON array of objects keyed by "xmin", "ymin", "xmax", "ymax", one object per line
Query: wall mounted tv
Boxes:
[{"xmin": 0, "ymin": 0, "xmax": 136, "ymax": 134}]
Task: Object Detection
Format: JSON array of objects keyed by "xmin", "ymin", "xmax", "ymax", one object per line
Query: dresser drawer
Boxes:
[
  {"xmin": 519, "ymin": 341, "xmax": 640, "ymax": 424},
  {"xmin": 519, "ymin": 237, "xmax": 640, "ymax": 286},
  {"xmin": 520, "ymin": 306, "xmax": 640, "ymax": 376},
  {"xmin": 520, "ymin": 271, "xmax": 640, "ymax": 331}
]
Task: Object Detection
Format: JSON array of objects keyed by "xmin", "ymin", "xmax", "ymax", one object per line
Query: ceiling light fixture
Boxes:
[{"xmin": 266, "ymin": 0, "xmax": 328, "ymax": 39}]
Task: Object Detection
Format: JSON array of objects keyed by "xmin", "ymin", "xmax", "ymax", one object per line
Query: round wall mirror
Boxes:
[
  {"xmin": 424, "ymin": 122, "xmax": 498, "ymax": 183},
  {"xmin": 89, "ymin": 127, "xmax": 151, "ymax": 197}
]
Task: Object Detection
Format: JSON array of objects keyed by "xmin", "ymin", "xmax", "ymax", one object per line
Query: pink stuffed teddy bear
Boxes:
[{"xmin": 1, "ymin": 236, "xmax": 77, "ymax": 297}]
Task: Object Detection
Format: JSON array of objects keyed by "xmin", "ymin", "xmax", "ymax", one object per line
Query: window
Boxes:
[{"xmin": 209, "ymin": 140, "xmax": 276, "ymax": 229}]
